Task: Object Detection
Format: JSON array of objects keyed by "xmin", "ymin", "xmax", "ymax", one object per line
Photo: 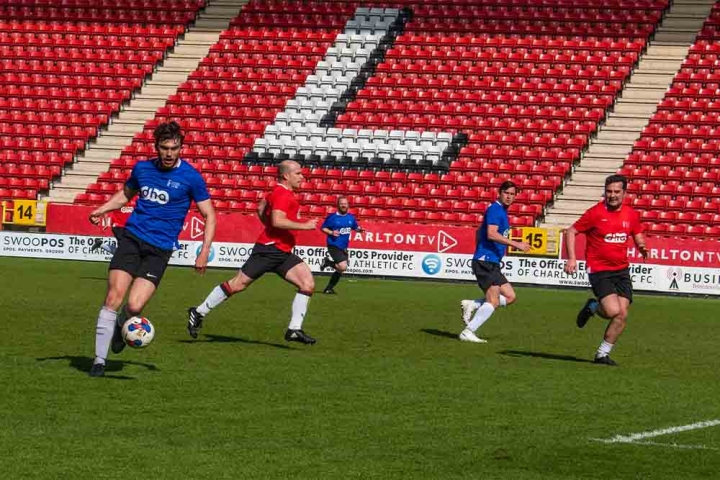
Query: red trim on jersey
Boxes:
[
  {"xmin": 256, "ymin": 184, "xmax": 300, "ymax": 253},
  {"xmin": 572, "ymin": 201, "xmax": 643, "ymax": 273}
]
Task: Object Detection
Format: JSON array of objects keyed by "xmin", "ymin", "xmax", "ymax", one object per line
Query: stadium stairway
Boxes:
[
  {"xmin": 542, "ymin": 0, "xmax": 717, "ymax": 229},
  {"xmin": 45, "ymin": 0, "xmax": 249, "ymax": 204}
]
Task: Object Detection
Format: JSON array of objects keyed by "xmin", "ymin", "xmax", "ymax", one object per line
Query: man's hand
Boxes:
[
  {"xmin": 638, "ymin": 244, "xmax": 649, "ymax": 260},
  {"xmin": 304, "ymin": 219, "xmax": 319, "ymax": 230},
  {"xmin": 89, "ymin": 209, "xmax": 103, "ymax": 226},
  {"xmin": 332, "ymin": 230, "xmax": 340, "ymax": 237},
  {"xmin": 513, "ymin": 241, "xmax": 531, "ymax": 253},
  {"xmin": 195, "ymin": 248, "xmax": 210, "ymax": 274},
  {"xmin": 564, "ymin": 258, "xmax": 577, "ymax": 274}
]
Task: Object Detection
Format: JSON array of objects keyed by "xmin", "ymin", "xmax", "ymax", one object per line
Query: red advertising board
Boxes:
[{"xmin": 46, "ymin": 204, "xmax": 477, "ymax": 254}]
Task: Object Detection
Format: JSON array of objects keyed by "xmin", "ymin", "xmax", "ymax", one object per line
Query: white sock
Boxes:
[
  {"xmin": 197, "ymin": 285, "xmax": 228, "ymax": 316},
  {"xmin": 467, "ymin": 303, "xmax": 495, "ymax": 332},
  {"xmin": 288, "ymin": 292, "xmax": 311, "ymax": 330},
  {"xmin": 473, "ymin": 295, "xmax": 506, "ymax": 309},
  {"xmin": 597, "ymin": 340, "xmax": 614, "ymax": 357},
  {"xmin": 94, "ymin": 306, "xmax": 117, "ymax": 365}
]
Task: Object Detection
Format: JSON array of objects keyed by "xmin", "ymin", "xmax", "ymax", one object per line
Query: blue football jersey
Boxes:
[
  {"xmin": 321, "ymin": 212, "xmax": 359, "ymax": 250},
  {"xmin": 123, "ymin": 159, "xmax": 210, "ymax": 250},
  {"xmin": 473, "ymin": 201, "xmax": 510, "ymax": 264}
]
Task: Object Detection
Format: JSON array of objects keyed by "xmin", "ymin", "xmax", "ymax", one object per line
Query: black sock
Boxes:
[{"xmin": 325, "ymin": 271, "xmax": 342, "ymax": 291}]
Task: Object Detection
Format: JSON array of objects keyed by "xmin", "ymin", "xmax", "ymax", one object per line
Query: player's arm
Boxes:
[
  {"xmin": 633, "ymin": 232, "xmax": 649, "ymax": 259},
  {"xmin": 271, "ymin": 209, "xmax": 317, "ymax": 231},
  {"xmin": 193, "ymin": 199, "xmax": 216, "ymax": 274},
  {"xmin": 88, "ymin": 184, "xmax": 136, "ymax": 225},
  {"xmin": 256, "ymin": 198, "xmax": 268, "ymax": 224},
  {"xmin": 487, "ymin": 224, "xmax": 530, "ymax": 252},
  {"xmin": 563, "ymin": 225, "xmax": 580, "ymax": 274},
  {"xmin": 320, "ymin": 215, "xmax": 336, "ymax": 236}
]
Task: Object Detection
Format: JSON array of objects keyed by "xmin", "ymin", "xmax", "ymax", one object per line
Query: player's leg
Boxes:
[
  {"xmin": 281, "ymin": 258, "xmax": 317, "ymax": 344},
  {"xmin": 187, "ymin": 246, "xmax": 275, "ymax": 338},
  {"xmin": 323, "ymin": 247, "xmax": 348, "ymax": 294},
  {"xmin": 90, "ymin": 232, "xmax": 139, "ymax": 376},
  {"xmin": 576, "ymin": 271, "xmax": 614, "ymax": 328},
  {"xmin": 593, "ymin": 293, "xmax": 627, "ymax": 366},
  {"xmin": 111, "ymin": 242, "xmax": 172, "ymax": 354},
  {"xmin": 460, "ymin": 261, "xmax": 500, "ymax": 343},
  {"xmin": 461, "ymin": 263, "xmax": 512, "ymax": 322},
  {"xmin": 188, "ymin": 269, "xmax": 256, "ymax": 338}
]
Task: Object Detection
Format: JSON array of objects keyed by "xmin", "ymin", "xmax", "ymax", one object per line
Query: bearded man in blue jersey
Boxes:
[
  {"xmin": 319, "ymin": 196, "xmax": 364, "ymax": 294},
  {"xmin": 86, "ymin": 121, "xmax": 216, "ymax": 377}
]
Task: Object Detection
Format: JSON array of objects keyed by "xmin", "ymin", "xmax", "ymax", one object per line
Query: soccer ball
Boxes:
[{"xmin": 121, "ymin": 316, "xmax": 155, "ymax": 348}]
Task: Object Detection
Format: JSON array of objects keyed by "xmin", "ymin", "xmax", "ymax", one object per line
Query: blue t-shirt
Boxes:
[
  {"xmin": 124, "ymin": 159, "xmax": 210, "ymax": 251},
  {"xmin": 473, "ymin": 201, "xmax": 510, "ymax": 264},
  {"xmin": 321, "ymin": 212, "xmax": 359, "ymax": 250}
]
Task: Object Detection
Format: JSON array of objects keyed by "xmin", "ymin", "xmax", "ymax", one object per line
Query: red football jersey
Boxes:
[
  {"xmin": 572, "ymin": 201, "xmax": 643, "ymax": 273},
  {"xmin": 255, "ymin": 184, "xmax": 300, "ymax": 253}
]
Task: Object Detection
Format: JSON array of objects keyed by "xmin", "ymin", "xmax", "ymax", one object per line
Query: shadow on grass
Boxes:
[
  {"xmin": 178, "ymin": 334, "xmax": 293, "ymax": 350},
  {"xmin": 78, "ymin": 276, "xmax": 110, "ymax": 282},
  {"xmin": 36, "ymin": 355, "xmax": 159, "ymax": 380},
  {"xmin": 498, "ymin": 350, "xmax": 593, "ymax": 364},
  {"xmin": 421, "ymin": 328, "xmax": 459, "ymax": 340}
]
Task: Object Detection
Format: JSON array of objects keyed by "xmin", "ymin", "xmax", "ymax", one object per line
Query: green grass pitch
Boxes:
[{"xmin": 1, "ymin": 257, "xmax": 719, "ymax": 479}]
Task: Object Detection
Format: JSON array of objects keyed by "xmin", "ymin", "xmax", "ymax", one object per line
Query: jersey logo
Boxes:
[
  {"xmin": 338, "ymin": 227, "xmax": 352, "ymax": 235},
  {"xmin": 604, "ymin": 233, "xmax": 628, "ymax": 243},
  {"xmin": 140, "ymin": 186, "xmax": 170, "ymax": 205}
]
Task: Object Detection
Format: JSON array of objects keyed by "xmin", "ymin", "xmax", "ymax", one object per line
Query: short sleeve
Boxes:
[
  {"xmin": 485, "ymin": 204, "xmax": 503, "ymax": 226},
  {"xmin": 272, "ymin": 189, "xmax": 292, "ymax": 214},
  {"xmin": 125, "ymin": 163, "xmax": 140, "ymax": 191},
  {"xmin": 572, "ymin": 208, "xmax": 595, "ymax": 233},
  {"xmin": 190, "ymin": 171, "xmax": 210, "ymax": 203},
  {"xmin": 321, "ymin": 214, "xmax": 333, "ymax": 230}
]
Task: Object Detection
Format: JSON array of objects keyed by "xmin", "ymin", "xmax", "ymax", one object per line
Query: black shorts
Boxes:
[
  {"xmin": 111, "ymin": 226, "xmax": 124, "ymax": 240},
  {"xmin": 241, "ymin": 243, "xmax": 304, "ymax": 279},
  {"xmin": 109, "ymin": 229, "xmax": 173, "ymax": 287},
  {"xmin": 472, "ymin": 260, "xmax": 508, "ymax": 291},
  {"xmin": 588, "ymin": 268, "xmax": 633, "ymax": 303},
  {"xmin": 327, "ymin": 245, "xmax": 349, "ymax": 265}
]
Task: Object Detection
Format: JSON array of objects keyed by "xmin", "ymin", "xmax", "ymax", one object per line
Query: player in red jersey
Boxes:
[
  {"xmin": 91, "ymin": 207, "xmax": 133, "ymax": 255},
  {"xmin": 187, "ymin": 160, "xmax": 319, "ymax": 344},
  {"xmin": 564, "ymin": 174, "xmax": 648, "ymax": 366}
]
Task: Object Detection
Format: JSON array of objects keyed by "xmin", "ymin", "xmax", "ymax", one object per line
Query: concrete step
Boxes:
[
  {"xmin": 149, "ymin": 71, "xmax": 192, "ymax": 83},
  {"xmin": 116, "ymin": 111, "xmax": 154, "ymax": 121},
  {"xmin": 620, "ymin": 88, "xmax": 669, "ymax": 101},
  {"xmin": 46, "ymin": 189, "xmax": 79, "ymax": 204},
  {"xmin": 652, "ymin": 32, "xmax": 700, "ymax": 44},
  {"xmin": 643, "ymin": 45, "xmax": 692, "ymax": 59},
  {"xmin": 567, "ymin": 172, "xmax": 609, "ymax": 184},
  {"xmin": 626, "ymin": 73, "xmax": 676, "ymax": 86},
  {"xmin": 91, "ymin": 136, "xmax": 132, "ymax": 148},
  {"xmin": 660, "ymin": 17, "xmax": 712, "ymax": 28},
  {"xmin": 577, "ymin": 161, "xmax": 624, "ymax": 173},
  {"xmin": 636, "ymin": 59, "xmax": 684, "ymax": 73},
  {"xmin": 556, "ymin": 186, "xmax": 604, "ymax": 200},
  {"xmin": 541, "ymin": 213, "xmax": 581, "ymax": 228},
  {"xmin": 603, "ymin": 116, "xmax": 650, "ymax": 129},
  {"xmin": 584, "ymin": 144, "xmax": 632, "ymax": 155},
  {"xmin": 594, "ymin": 130, "xmax": 641, "ymax": 142},
  {"xmin": 612, "ymin": 103, "xmax": 661, "ymax": 115},
  {"xmin": 69, "ymin": 162, "xmax": 113, "ymax": 174},
  {"xmin": 57, "ymin": 175, "xmax": 100, "ymax": 188},
  {"xmin": 106, "ymin": 123, "xmax": 143, "ymax": 134}
]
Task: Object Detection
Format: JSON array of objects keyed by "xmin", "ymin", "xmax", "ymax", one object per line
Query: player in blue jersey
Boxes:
[
  {"xmin": 86, "ymin": 121, "xmax": 216, "ymax": 377},
  {"xmin": 319, "ymin": 196, "xmax": 364, "ymax": 294},
  {"xmin": 459, "ymin": 181, "xmax": 530, "ymax": 343}
]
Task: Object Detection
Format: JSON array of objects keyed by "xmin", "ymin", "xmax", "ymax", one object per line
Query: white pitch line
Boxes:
[
  {"xmin": 591, "ymin": 419, "xmax": 720, "ymax": 450},
  {"xmin": 634, "ymin": 441, "xmax": 718, "ymax": 451}
]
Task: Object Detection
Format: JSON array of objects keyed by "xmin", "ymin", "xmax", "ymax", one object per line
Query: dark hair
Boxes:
[
  {"xmin": 153, "ymin": 121, "xmax": 184, "ymax": 146},
  {"xmin": 499, "ymin": 180, "xmax": 519, "ymax": 193},
  {"xmin": 605, "ymin": 174, "xmax": 627, "ymax": 190}
]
